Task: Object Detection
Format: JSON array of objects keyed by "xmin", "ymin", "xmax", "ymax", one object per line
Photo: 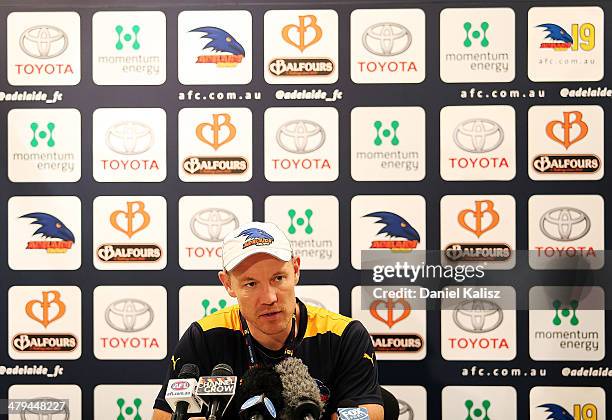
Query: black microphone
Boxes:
[
  {"xmin": 273, "ymin": 357, "xmax": 323, "ymax": 420},
  {"xmin": 196, "ymin": 363, "xmax": 238, "ymax": 420},
  {"xmin": 237, "ymin": 365, "xmax": 284, "ymax": 420},
  {"xmin": 165, "ymin": 363, "xmax": 202, "ymax": 420}
]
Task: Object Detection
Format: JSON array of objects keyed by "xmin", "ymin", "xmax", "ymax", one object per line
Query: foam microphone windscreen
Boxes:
[
  {"xmin": 178, "ymin": 363, "xmax": 200, "ymax": 379},
  {"xmin": 273, "ymin": 357, "xmax": 324, "ymax": 418},
  {"xmin": 236, "ymin": 365, "xmax": 285, "ymax": 411},
  {"xmin": 211, "ymin": 363, "xmax": 233, "ymax": 376}
]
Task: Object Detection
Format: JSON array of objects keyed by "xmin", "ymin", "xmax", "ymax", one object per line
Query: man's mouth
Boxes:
[{"xmin": 259, "ymin": 310, "xmax": 282, "ymax": 319}]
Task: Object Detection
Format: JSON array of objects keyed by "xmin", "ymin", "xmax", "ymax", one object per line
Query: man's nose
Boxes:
[{"xmin": 261, "ymin": 282, "xmax": 279, "ymax": 305}]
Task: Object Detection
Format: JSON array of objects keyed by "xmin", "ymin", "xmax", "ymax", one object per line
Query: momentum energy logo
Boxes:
[
  {"xmin": 92, "ymin": 11, "xmax": 166, "ymax": 85},
  {"xmin": 439, "ymin": 8, "xmax": 515, "ymax": 82},
  {"xmin": 8, "ymin": 108, "xmax": 81, "ymax": 182},
  {"xmin": 351, "ymin": 9, "xmax": 425, "ymax": 83},
  {"xmin": 7, "ymin": 12, "xmax": 81, "ymax": 85}
]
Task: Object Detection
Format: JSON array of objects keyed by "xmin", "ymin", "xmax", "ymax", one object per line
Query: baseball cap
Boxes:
[{"xmin": 221, "ymin": 221, "xmax": 293, "ymax": 271}]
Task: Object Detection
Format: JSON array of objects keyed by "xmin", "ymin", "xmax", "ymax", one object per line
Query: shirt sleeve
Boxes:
[
  {"xmin": 331, "ymin": 320, "xmax": 383, "ymax": 407},
  {"xmin": 153, "ymin": 322, "xmax": 206, "ymax": 413}
]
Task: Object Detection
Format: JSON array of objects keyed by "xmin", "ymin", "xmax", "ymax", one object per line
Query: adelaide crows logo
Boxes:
[
  {"xmin": 20, "ymin": 212, "xmax": 75, "ymax": 253},
  {"xmin": 536, "ymin": 23, "xmax": 574, "ymax": 49},
  {"xmin": 538, "ymin": 403, "xmax": 576, "ymax": 420},
  {"xmin": 364, "ymin": 211, "xmax": 420, "ymax": 250},
  {"xmin": 190, "ymin": 26, "xmax": 245, "ymax": 67},
  {"xmin": 238, "ymin": 228, "xmax": 274, "ymax": 248}
]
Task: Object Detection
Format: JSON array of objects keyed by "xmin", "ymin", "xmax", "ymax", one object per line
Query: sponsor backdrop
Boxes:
[{"xmin": 0, "ymin": 0, "xmax": 610, "ymax": 419}]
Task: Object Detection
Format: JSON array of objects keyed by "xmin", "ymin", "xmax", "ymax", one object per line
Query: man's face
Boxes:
[{"xmin": 219, "ymin": 253, "xmax": 300, "ymax": 338}]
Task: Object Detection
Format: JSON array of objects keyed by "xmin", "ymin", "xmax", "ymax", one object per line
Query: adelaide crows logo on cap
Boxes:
[
  {"xmin": 238, "ymin": 228, "xmax": 274, "ymax": 248},
  {"xmin": 20, "ymin": 212, "xmax": 75, "ymax": 252}
]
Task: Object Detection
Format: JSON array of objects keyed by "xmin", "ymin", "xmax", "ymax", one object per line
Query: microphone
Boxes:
[
  {"xmin": 273, "ymin": 357, "xmax": 323, "ymax": 420},
  {"xmin": 237, "ymin": 365, "xmax": 284, "ymax": 420},
  {"xmin": 196, "ymin": 363, "xmax": 238, "ymax": 420},
  {"xmin": 165, "ymin": 363, "xmax": 203, "ymax": 420},
  {"xmin": 337, "ymin": 400, "xmax": 369, "ymax": 420}
]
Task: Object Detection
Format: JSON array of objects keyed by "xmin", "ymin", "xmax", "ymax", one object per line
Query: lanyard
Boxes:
[{"xmin": 239, "ymin": 310, "xmax": 297, "ymax": 369}]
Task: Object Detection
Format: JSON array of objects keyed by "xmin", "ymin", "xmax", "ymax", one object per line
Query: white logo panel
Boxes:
[
  {"xmin": 178, "ymin": 286, "xmax": 238, "ymax": 337},
  {"xmin": 440, "ymin": 195, "xmax": 516, "ymax": 269},
  {"xmin": 7, "ymin": 12, "xmax": 81, "ymax": 86},
  {"xmin": 93, "ymin": 108, "xmax": 167, "ymax": 182},
  {"xmin": 94, "ymin": 384, "xmax": 160, "ymax": 420},
  {"xmin": 9, "ymin": 384, "xmax": 82, "ymax": 420},
  {"xmin": 8, "ymin": 108, "xmax": 81, "ymax": 183},
  {"xmin": 442, "ymin": 386, "xmax": 517, "ymax": 419},
  {"xmin": 178, "ymin": 10, "xmax": 252, "ymax": 85},
  {"xmin": 351, "ymin": 107, "xmax": 426, "ymax": 181},
  {"xmin": 528, "ymin": 7, "xmax": 604, "ymax": 81},
  {"xmin": 528, "ymin": 106, "xmax": 604, "ymax": 181},
  {"xmin": 441, "ymin": 286, "xmax": 516, "ymax": 360},
  {"xmin": 94, "ymin": 286, "xmax": 167, "ymax": 360},
  {"xmin": 179, "ymin": 196, "xmax": 252, "ymax": 270},
  {"xmin": 8, "ymin": 196, "xmax": 81, "ymax": 270},
  {"xmin": 530, "ymin": 387, "xmax": 606, "ymax": 420},
  {"xmin": 178, "ymin": 107, "xmax": 253, "ymax": 182},
  {"xmin": 529, "ymin": 195, "xmax": 604, "ymax": 270},
  {"xmin": 350, "ymin": 9, "xmax": 425, "ymax": 84},
  {"xmin": 265, "ymin": 195, "xmax": 339, "ymax": 270},
  {"xmin": 93, "ymin": 196, "xmax": 167, "ymax": 270},
  {"xmin": 8, "ymin": 286, "xmax": 81, "ymax": 360},
  {"xmin": 351, "ymin": 195, "xmax": 426, "ymax": 270},
  {"xmin": 529, "ymin": 286, "xmax": 605, "ymax": 361},
  {"xmin": 92, "ymin": 11, "xmax": 166, "ymax": 85},
  {"xmin": 264, "ymin": 9, "xmax": 338, "ymax": 84},
  {"xmin": 264, "ymin": 107, "xmax": 338, "ymax": 182},
  {"xmin": 351, "ymin": 286, "xmax": 426, "ymax": 361},
  {"xmin": 440, "ymin": 8, "xmax": 515, "ymax": 83},
  {"xmin": 296, "ymin": 285, "xmax": 339, "ymax": 313},
  {"xmin": 440, "ymin": 105, "xmax": 516, "ymax": 181}
]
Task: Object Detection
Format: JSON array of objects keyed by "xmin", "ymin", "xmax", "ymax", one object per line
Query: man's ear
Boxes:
[
  {"xmin": 292, "ymin": 256, "xmax": 301, "ymax": 285},
  {"xmin": 218, "ymin": 270, "xmax": 237, "ymax": 298}
]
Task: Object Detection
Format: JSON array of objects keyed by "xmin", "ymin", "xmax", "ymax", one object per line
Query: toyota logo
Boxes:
[
  {"xmin": 105, "ymin": 299, "xmax": 154, "ymax": 332},
  {"xmin": 397, "ymin": 399, "xmax": 414, "ymax": 420},
  {"xmin": 19, "ymin": 25, "xmax": 68, "ymax": 59},
  {"xmin": 276, "ymin": 120, "xmax": 325, "ymax": 154},
  {"xmin": 190, "ymin": 208, "xmax": 239, "ymax": 242},
  {"xmin": 453, "ymin": 299, "xmax": 503, "ymax": 333},
  {"xmin": 540, "ymin": 207, "xmax": 591, "ymax": 242},
  {"xmin": 362, "ymin": 22, "xmax": 412, "ymax": 56},
  {"xmin": 105, "ymin": 121, "xmax": 154, "ymax": 155},
  {"xmin": 20, "ymin": 397, "xmax": 70, "ymax": 419},
  {"xmin": 453, "ymin": 119, "xmax": 504, "ymax": 153}
]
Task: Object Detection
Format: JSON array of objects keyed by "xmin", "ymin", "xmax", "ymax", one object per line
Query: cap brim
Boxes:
[{"xmin": 224, "ymin": 247, "xmax": 293, "ymax": 271}]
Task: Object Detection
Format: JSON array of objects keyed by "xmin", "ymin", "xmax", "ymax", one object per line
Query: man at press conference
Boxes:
[{"xmin": 152, "ymin": 222, "xmax": 385, "ymax": 419}]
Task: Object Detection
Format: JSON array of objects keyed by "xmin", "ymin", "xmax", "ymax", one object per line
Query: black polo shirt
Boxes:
[{"xmin": 154, "ymin": 299, "xmax": 382, "ymax": 418}]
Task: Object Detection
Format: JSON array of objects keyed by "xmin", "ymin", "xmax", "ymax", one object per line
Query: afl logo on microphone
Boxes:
[
  {"xmin": 539, "ymin": 207, "xmax": 590, "ymax": 241},
  {"xmin": 171, "ymin": 381, "xmax": 191, "ymax": 391},
  {"xmin": 20, "ymin": 25, "xmax": 69, "ymax": 59},
  {"xmin": 362, "ymin": 23, "xmax": 412, "ymax": 56}
]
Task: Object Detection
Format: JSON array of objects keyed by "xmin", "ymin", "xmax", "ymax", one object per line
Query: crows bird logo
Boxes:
[
  {"xmin": 538, "ymin": 403, "xmax": 575, "ymax": 420},
  {"xmin": 536, "ymin": 23, "xmax": 574, "ymax": 48},
  {"xmin": 20, "ymin": 212, "xmax": 75, "ymax": 252},
  {"xmin": 237, "ymin": 228, "xmax": 274, "ymax": 248},
  {"xmin": 364, "ymin": 211, "xmax": 420, "ymax": 250},
  {"xmin": 190, "ymin": 26, "xmax": 245, "ymax": 66}
]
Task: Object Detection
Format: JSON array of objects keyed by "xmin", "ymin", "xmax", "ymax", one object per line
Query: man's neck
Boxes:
[{"xmin": 248, "ymin": 302, "xmax": 300, "ymax": 351}]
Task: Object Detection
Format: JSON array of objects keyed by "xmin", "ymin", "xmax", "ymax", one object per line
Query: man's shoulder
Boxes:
[
  {"xmin": 304, "ymin": 305, "xmax": 355, "ymax": 339},
  {"xmin": 195, "ymin": 304, "xmax": 242, "ymax": 333}
]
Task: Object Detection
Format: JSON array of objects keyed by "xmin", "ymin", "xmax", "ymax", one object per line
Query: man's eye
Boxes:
[
  {"xmin": 245, "ymin": 282, "xmax": 256, "ymax": 288},
  {"xmin": 275, "ymin": 276, "xmax": 285, "ymax": 282}
]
